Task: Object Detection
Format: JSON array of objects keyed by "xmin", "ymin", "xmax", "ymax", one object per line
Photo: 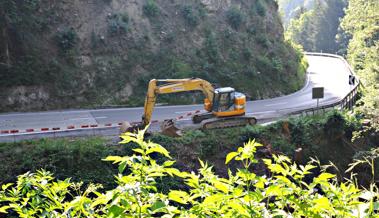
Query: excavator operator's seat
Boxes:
[{"xmin": 213, "ymin": 87, "xmax": 236, "ymax": 112}]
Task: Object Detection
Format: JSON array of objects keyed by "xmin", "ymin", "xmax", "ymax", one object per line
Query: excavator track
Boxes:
[{"xmin": 202, "ymin": 116, "xmax": 257, "ymax": 129}]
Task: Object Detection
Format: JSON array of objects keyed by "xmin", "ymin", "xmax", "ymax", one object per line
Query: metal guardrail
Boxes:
[{"xmin": 287, "ymin": 52, "xmax": 360, "ymax": 116}]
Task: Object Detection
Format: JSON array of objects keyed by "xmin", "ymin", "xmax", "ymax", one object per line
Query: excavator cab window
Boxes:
[{"xmin": 212, "ymin": 87, "xmax": 235, "ymax": 112}]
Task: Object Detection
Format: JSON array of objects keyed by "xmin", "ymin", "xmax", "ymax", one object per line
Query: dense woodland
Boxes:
[{"xmin": 284, "ymin": 0, "xmax": 346, "ymax": 53}]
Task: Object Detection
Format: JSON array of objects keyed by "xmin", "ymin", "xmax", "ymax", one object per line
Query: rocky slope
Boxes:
[{"xmin": 0, "ymin": 0, "xmax": 306, "ymax": 112}]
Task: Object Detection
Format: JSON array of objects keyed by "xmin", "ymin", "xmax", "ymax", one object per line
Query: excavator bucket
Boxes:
[
  {"xmin": 160, "ymin": 119, "xmax": 183, "ymax": 137},
  {"xmin": 119, "ymin": 121, "xmax": 145, "ymax": 134}
]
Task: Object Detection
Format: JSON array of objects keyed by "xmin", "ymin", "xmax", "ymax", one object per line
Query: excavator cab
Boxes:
[{"xmin": 212, "ymin": 87, "xmax": 246, "ymax": 117}]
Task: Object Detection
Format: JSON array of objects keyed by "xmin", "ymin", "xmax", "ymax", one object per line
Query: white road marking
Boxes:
[
  {"xmin": 94, "ymin": 116, "xmax": 108, "ymax": 119},
  {"xmin": 246, "ymin": 111, "xmax": 276, "ymax": 115},
  {"xmin": 265, "ymin": 102, "xmax": 287, "ymax": 107},
  {"xmin": 68, "ymin": 117, "xmax": 92, "ymax": 121}
]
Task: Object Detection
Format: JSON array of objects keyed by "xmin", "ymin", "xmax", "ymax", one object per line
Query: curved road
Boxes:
[{"xmin": 0, "ymin": 54, "xmax": 355, "ymax": 141}]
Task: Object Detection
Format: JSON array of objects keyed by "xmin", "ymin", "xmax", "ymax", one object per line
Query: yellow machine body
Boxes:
[{"xmin": 141, "ymin": 78, "xmax": 247, "ymax": 126}]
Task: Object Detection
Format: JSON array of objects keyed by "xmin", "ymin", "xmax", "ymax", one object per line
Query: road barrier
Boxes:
[{"xmin": 286, "ymin": 52, "xmax": 360, "ymax": 116}]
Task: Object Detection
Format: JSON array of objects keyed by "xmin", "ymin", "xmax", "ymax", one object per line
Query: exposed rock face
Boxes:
[
  {"xmin": 1, "ymin": 86, "xmax": 50, "ymax": 111},
  {"xmin": 200, "ymin": 0, "xmax": 232, "ymax": 11}
]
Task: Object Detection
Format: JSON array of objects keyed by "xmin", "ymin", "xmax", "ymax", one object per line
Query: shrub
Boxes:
[
  {"xmin": 107, "ymin": 13, "xmax": 129, "ymax": 35},
  {"xmin": 256, "ymin": 0, "xmax": 266, "ymax": 16},
  {"xmin": 55, "ymin": 27, "xmax": 78, "ymax": 51},
  {"xmin": 226, "ymin": 7, "xmax": 245, "ymax": 29},
  {"xmin": 1, "ymin": 128, "xmax": 378, "ymax": 217},
  {"xmin": 272, "ymin": 57, "xmax": 284, "ymax": 72},
  {"xmin": 256, "ymin": 34, "xmax": 269, "ymax": 47},
  {"xmin": 323, "ymin": 110, "xmax": 346, "ymax": 138},
  {"xmin": 181, "ymin": 5, "xmax": 199, "ymax": 27},
  {"xmin": 143, "ymin": 0, "xmax": 159, "ymax": 17},
  {"xmin": 204, "ymin": 32, "xmax": 220, "ymax": 63},
  {"xmin": 242, "ymin": 48, "xmax": 252, "ymax": 60}
]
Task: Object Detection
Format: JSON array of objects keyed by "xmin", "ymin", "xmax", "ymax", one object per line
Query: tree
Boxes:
[
  {"xmin": 340, "ymin": 0, "xmax": 379, "ymax": 130},
  {"xmin": 285, "ymin": 0, "xmax": 346, "ymax": 53}
]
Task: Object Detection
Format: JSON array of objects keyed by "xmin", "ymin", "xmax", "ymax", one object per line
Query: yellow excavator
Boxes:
[{"xmin": 125, "ymin": 78, "xmax": 257, "ymax": 136}]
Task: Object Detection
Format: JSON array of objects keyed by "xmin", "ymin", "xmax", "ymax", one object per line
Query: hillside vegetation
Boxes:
[
  {"xmin": 1, "ymin": 124, "xmax": 379, "ymax": 217},
  {"xmin": 0, "ymin": 0, "xmax": 306, "ymax": 112},
  {"xmin": 340, "ymin": 0, "xmax": 379, "ymax": 131},
  {"xmin": 1, "ymin": 111, "xmax": 377, "ymax": 190}
]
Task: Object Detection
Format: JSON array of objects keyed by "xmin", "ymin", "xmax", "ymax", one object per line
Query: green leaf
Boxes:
[
  {"xmin": 317, "ymin": 173, "xmax": 335, "ymax": 181},
  {"xmin": 225, "ymin": 152, "xmax": 238, "ymax": 164},
  {"xmin": 146, "ymin": 144, "xmax": 171, "ymax": 158},
  {"xmin": 0, "ymin": 206, "xmax": 10, "ymax": 214},
  {"xmin": 203, "ymin": 194, "xmax": 225, "ymax": 206},
  {"xmin": 213, "ymin": 181, "xmax": 229, "ymax": 193},
  {"xmin": 150, "ymin": 200, "xmax": 166, "ymax": 212},
  {"xmin": 168, "ymin": 190, "xmax": 190, "ymax": 204},
  {"xmin": 103, "ymin": 156, "xmax": 123, "ymax": 163},
  {"xmin": 118, "ymin": 162, "xmax": 127, "ymax": 174},
  {"xmin": 228, "ymin": 200, "xmax": 249, "ymax": 216},
  {"xmin": 163, "ymin": 160, "xmax": 176, "ymax": 167},
  {"xmin": 132, "ymin": 148, "xmax": 145, "ymax": 155},
  {"xmin": 1, "ymin": 183, "xmax": 13, "ymax": 191},
  {"xmin": 108, "ymin": 205, "xmax": 124, "ymax": 218},
  {"xmin": 313, "ymin": 197, "xmax": 331, "ymax": 211}
]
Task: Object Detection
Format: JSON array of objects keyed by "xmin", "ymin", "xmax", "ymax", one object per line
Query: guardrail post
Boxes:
[{"xmin": 350, "ymin": 93, "xmax": 353, "ymax": 110}]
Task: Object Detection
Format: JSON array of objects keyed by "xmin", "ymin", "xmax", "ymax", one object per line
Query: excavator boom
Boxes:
[{"xmin": 142, "ymin": 78, "xmax": 215, "ymax": 126}]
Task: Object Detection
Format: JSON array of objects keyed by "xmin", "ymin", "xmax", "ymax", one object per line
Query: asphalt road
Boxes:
[{"xmin": 0, "ymin": 54, "xmax": 354, "ymax": 139}]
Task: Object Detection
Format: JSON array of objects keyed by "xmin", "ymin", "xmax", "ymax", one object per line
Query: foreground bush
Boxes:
[{"xmin": 0, "ymin": 128, "xmax": 378, "ymax": 217}]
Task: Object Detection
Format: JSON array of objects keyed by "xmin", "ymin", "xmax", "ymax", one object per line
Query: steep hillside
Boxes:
[{"xmin": 0, "ymin": 0, "xmax": 306, "ymax": 112}]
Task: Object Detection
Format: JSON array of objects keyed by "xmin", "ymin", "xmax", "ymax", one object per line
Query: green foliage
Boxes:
[
  {"xmin": 181, "ymin": 5, "xmax": 199, "ymax": 27},
  {"xmin": 107, "ymin": 13, "xmax": 129, "ymax": 35},
  {"xmin": 272, "ymin": 57, "xmax": 284, "ymax": 72},
  {"xmin": 203, "ymin": 31, "xmax": 220, "ymax": 64},
  {"xmin": 143, "ymin": 0, "xmax": 159, "ymax": 17},
  {"xmin": 285, "ymin": 0, "xmax": 346, "ymax": 53},
  {"xmin": 1, "ymin": 128, "xmax": 379, "ymax": 217},
  {"xmin": 255, "ymin": 0, "xmax": 266, "ymax": 17},
  {"xmin": 340, "ymin": 0, "xmax": 379, "ymax": 131},
  {"xmin": 226, "ymin": 7, "xmax": 245, "ymax": 30},
  {"xmin": 0, "ymin": 137, "xmax": 126, "ymax": 189},
  {"xmin": 56, "ymin": 27, "xmax": 78, "ymax": 51},
  {"xmin": 1, "ymin": 0, "xmax": 42, "ymax": 27}
]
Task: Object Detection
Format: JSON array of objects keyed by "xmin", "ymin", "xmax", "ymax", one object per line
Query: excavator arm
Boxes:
[{"xmin": 142, "ymin": 78, "xmax": 215, "ymax": 126}]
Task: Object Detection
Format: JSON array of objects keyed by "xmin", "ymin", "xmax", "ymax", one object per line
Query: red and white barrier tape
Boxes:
[{"xmin": 0, "ymin": 109, "xmax": 202, "ymax": 135}]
